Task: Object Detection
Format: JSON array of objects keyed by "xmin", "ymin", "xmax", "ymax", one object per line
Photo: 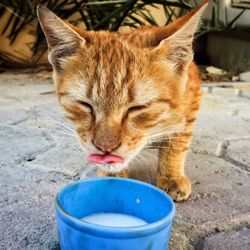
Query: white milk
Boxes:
[{"xmin": 81, "ymin": 213, "xmax": 147, "ymax": 227}]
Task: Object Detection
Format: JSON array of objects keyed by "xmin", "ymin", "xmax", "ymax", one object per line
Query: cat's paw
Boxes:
[
  {"xmin": 97, "ymin": 169, "xmax": 129, "ymax": 178},
  {"xmin": 157, "ymin": 176, "xmax": 191, "ymax": 202}
]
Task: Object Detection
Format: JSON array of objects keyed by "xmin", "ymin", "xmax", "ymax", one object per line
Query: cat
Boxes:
[{"xmin": 37, "ymin": 1, "xmax": 208, "ymax": 201}]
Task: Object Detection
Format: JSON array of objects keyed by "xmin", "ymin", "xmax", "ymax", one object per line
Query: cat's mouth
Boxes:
[{"xmin": 88, "ymin": 153, "xmax": 124, "ymax": 165}]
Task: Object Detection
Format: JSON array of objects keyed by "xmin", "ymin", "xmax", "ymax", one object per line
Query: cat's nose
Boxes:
[
  {"xmin": 93, "ymin": 121, "xmax": 122, "ymax": 154},
  {"xmin": 92, "ymin": 139, "xmax": 120, "ymax": 153}
]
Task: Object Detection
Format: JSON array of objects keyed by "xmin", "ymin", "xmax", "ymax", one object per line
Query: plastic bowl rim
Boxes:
[{"xmin": 55, "ymin": 177, "xmax": 176, "ymax": 238}]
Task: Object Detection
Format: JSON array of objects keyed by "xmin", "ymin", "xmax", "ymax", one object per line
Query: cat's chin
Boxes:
[{"xmin": 98, "ymin": 163, "xmax": 128, "ymax": 174}]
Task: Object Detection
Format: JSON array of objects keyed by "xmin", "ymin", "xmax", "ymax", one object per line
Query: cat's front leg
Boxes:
[
  {"xmin": 97, "ymin": 169, "xmax": 129, "ymax": 178},
  {"xmin": 156, "ymin": 132, "xmax": 192, "ymax": 201}
]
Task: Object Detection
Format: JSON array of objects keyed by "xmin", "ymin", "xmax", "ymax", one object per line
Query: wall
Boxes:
[
  {"xmin": 0, "ymin": 12, "xmax": 48, "ymax": 65},
  {"xmin": 2, "ymin": 1, "xmax": 249, "ymax": 65},
  {"xmin": 0, "ymin": 4, "xmax": 168, "ymax": 65},
  {"xmin": 196, "ymin": 0, "xmax": 250, "ymax": 27}
]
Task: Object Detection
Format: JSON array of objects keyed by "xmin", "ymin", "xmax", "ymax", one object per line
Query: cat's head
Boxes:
[{"xmin": 37, "ymin": 3, "xmax": 207, "ymax": 173}]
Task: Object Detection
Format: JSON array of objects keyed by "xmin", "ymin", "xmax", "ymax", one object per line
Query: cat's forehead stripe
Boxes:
[{"xmin": 85, "ymin": 43, "xmax": 137, "ymax": 106}]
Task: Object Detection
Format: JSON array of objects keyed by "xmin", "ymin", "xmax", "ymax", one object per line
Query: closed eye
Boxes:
[
  {"xmin": 128, "ymin": 105, "xmax": 147, "ymax": 113},
  {"xmin": 76, "ymin": 100, "xmax": 93, "ymax": 113}
]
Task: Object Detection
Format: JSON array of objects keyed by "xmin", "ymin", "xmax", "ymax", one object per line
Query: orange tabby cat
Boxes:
[{"xmin": 37, "ymin": 2, "xmax": 207, "ymax": 201}]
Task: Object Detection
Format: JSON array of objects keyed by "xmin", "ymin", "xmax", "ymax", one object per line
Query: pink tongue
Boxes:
[{"xmin": 88, "ymin": 154, "xmax": 124, "ymax": 164}]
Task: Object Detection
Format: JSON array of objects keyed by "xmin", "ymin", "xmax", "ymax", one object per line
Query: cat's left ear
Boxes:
[
  {"xmin": 37, "ymin": 5, "xmax": 86, "ymax": 69},
  {"xmin": 158, "ymin": 3, "xmax": 207, "ymax": 73}
]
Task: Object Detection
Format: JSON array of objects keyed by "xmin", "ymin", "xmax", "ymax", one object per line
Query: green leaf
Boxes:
[
  {"xmin": 0, "ymin": 0, "xmax": 208, "ymax": 58},
  {"xmin": 111, "ymin": 0, "xmax": 137, "ymax": 31}
]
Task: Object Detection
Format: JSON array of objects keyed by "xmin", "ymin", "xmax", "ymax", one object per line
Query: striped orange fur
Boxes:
[{"xmin": 37, "ymin": 1, "xmax": 208, "ymax": 201}]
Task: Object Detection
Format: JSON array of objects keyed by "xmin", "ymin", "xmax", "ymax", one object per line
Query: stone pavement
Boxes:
[{"xmin": 0, "ymin": 73, "xmax": 249, "ymax": 250}]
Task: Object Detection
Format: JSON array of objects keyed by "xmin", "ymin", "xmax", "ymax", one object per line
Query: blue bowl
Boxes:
[{"xmin": 55, "ymin": 177, "xmax": 175, "ymax": 250}]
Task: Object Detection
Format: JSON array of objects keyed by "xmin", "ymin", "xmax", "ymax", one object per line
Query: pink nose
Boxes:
[{"xmin": 88, "ymin": 154, "xmax": 124, "ymax": 164}]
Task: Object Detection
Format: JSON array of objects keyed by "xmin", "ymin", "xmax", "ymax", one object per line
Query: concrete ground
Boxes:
[{"xmin": 0, "ymin": 72, "xmax": 249, "ymax": 250}]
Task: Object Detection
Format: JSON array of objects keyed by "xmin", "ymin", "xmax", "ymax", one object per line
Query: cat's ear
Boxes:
[
  {"xmin": 37, "ymin": 5, "xmax": 85, "ymax": 69},
  {"xmin": 158, "ymin": 2, "xmax": 208, "ymax": 73}
]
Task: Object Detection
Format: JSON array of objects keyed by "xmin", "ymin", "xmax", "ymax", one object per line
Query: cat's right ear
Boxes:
[{"xmin": 37, "ymin": 5, "xmax": 85, "ymax": 69}]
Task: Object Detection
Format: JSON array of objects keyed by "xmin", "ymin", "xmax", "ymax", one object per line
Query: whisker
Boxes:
[
  {"xmin": 50, "ymin": 134, "xmax": 76, "ymax": 141},
  {"xmin": 145, "ymin": 130, "xmax": 185, "ymax": 140},
  {"xmin": 147, "ymin": 142, "xmax": 188, "ymax": 147},
  {"xmin": 139, "ymin": 150, "xmax": 159, "ymax": 168},
  {"xmin": 140, "ymin": 150, "xmax": 166, "ymax": 166},
  {"xmin": 53, "ymin": 130, "xmax": 76, "ymax": 138},
  {"xmin": 46, "ymin": 117, "xmax": 75, "ymax": 132},
  {"xmin": 166, "ymin": 141, "xmax": 189, "ymax": 146},
  {"xmin": 148, "ymin": 126, "xmax": 183, "ymax": 136},
  {"xmin": 134, "ymin": 154, "xmax": 152, "ymax": 185},
  {"xmin": 140, "ymin": 150, "xmax": 159, "ymax": 169},
  {"xmin": 147, "ymin": 135, "xmax": 191, "ymax": 144},
  {"xmin": 144, "ymin": 145, "xmax": 186, "ymax": 150},
  {"xmin": 145, "ymin": 145, "xmax": 185, "ymax": 151},
  {"xmin": 36, "ymin": 109, "xmax": 75, "ymax": 132},
  {"xmin": 131, "ymin": 158, "xmax": 140, "ymax": 178},
  {"xmin": 130, "ymin": 160, "xmax": 140, "ymax": 179},
  {"xmin": 36, "ymin": 109, "xmax": 67, "ymax": 120},
  {"xmin": 147, "ymin": 140, "xmax": 187, "ymax": 144},
  {"xmin": 147, "ymin": 125, "xmax": 179, "ymax": 135}
]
